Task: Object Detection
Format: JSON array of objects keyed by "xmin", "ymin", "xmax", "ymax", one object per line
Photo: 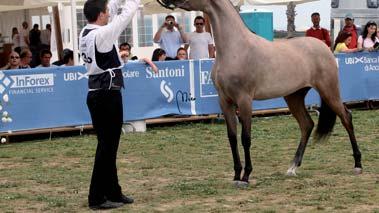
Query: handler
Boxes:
[{"xmin": 79, "ymin": 0, "xmax": 139, "ymax": 210}]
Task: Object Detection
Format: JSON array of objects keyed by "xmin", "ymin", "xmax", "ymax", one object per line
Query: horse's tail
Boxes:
[{"xmin": 313, "ymin": 99, "xmax": 336, "ymax": 143}]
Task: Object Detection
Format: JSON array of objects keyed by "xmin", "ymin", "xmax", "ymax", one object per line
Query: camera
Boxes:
[{"xmin": 168, "ymin": 21, "xmax": 174, "ymax": 25}]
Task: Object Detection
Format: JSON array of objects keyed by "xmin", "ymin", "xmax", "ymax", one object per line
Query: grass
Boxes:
[{"xmin": 0, "ymin": 109, "xmax": 378, "ymax": 212}]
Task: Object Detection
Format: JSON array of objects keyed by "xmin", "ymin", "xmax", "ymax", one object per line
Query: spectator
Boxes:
[
  {"xmin": 333, "ymin": 31, "xmax": 360, "ymax": 54},
  {"xmin": 152, "ymin": 48, "xmax": 167, "ymax": 61},
  {"xmin": 305, "ymin": 12, "xmax": 331, "ymax": 47},
  {"xmin": 62, "ymin": 49, "xmax": 74, "ymax": 66},
  {"xmin": 357, "ymin": 21, "xmax": 379, "ymax": 51},
  {"xmin": 340, "ymin": 13, "xmax": 361, "ymax": 49},
  {"xmin": 120, "ymin": 50, "xmax": 158, "ymax": 72},
  {"xmin": 37, "ymin": 49, "xmax": 56, "ymax": 68},
  {"xmin": 40, "ymin": 24, "xmax": 51, "ymax": 50},
  {"xmin": 11, "ymin": 27, "xmax": 21, "ymax": 53},
  {"xmin": 153, "ymin": 15, "xmax": 187, "ymax": 59},
  {"xmin": 19, "ymin": 21, "xmax": 30, "ymax": 49},
  {"xmin": 19, "ymin": 49, "xmax": 32, "ymax": 69},
  {"xmin": 184, "ymin": 16, "xmax": 215, "ymax": 59},
  {"xmin": 175, "ymin": 47, "xmax": 188, "ymax": 60},
  {"xmin": 29, "ymin": 24, "xmax": 42, "ymax": 67},
  {"xmin": 119, "ymin": 42, "xmax": 137, "ymax": 60},
  {"xmin": 0, "ymin": 51, "xmax": 21, "ymax": 70}
]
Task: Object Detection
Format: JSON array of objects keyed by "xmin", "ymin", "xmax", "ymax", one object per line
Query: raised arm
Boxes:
[{"xmin": 95, "ymin": 0, "xmax": 140, "ymax": 52}]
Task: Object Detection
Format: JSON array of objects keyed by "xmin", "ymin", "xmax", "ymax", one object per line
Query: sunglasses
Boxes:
[
  {"xmin": 10, "ymin": 56, "xmax": 20, "ymax": 59},
  {"xmin": 195, "ymin": 23, "xmax": 204, "ymax": 26}
]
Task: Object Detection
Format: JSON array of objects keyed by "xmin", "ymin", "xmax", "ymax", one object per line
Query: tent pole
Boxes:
[
  {"xmin": 71, "ymin": 0, "xmax": 79, "ymax": 65},
  {"xmin": 53, "ymin": 6, "xmax": 63, "ymax": 61}
]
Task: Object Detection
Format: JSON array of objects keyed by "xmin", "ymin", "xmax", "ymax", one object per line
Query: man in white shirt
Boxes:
[
  {"xmin": 19, "ymin": 21, "xmax": 30, "ymax": 49},
  {"xmin": 185, "ymin": 16, "xmax": 215, "ymax": 60},
  {"xmin": 79, "ymin": 0, "xmax": 139, "ymax": 209},
  {"xmin": 153, "ymin": 15, "xmax": 187, "ymax": 59},
  {"xmin": 40, "ymin": 24, "xmax": 51, "ymax": 50}
]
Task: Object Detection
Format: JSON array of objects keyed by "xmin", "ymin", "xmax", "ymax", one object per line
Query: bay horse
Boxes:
[{"xmin": 157, "ymin": 0, "xmax": 362, "ymax": 185}]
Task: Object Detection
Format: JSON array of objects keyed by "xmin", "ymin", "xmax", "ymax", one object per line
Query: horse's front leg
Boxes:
[
  {"xmin": 219, "ymin": 97, "xmax": 241, "ymax": 181},
  {"xmin": 237, "ymin": 97, "xmax": 253, "ymax": 183}
]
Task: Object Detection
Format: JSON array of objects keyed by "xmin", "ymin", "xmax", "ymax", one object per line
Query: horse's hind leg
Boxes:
[
  {"xmin": 219, "ymin": 97, "xmax": 242, "ymax": 181},
  {"xmin": 236, "ymin": 96, "xmax": 253, "ymax": 183},
  {"xmin": 284, "ymin": 88, "xmax": 314, "ymax": 176},
  {"xmin": 318, "ymin": 91, "xmax": 362, "ymax": 174}
]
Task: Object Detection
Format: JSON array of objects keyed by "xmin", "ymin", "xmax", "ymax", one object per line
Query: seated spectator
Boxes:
[
  {"xmin": 120, "ymin": 50, "xmax": 158, "ymax": 73},
  {"xmin": 62, "ymin": 49, "xmax": 74, "ymax": 66},
  {"xmin": 334, "ymin": 31, "xmax": 360, "ymax": 54},
  {"xmin": 184, "ymin": 16, "xmax": 215, "ymax": 59},
  {"xmin": 175, "ymin": 47, "xmax": 188, "ymax": 60},
  {"xmin": 0, "ymin": 51, "xmax": 21, "ymax": 70},
  {"xmin": 119, "ymin": 42, "xmax": 137, "ymax": 60},
  {"xmin": 305, "ymin": 12, "xmax": 331, "ymax": 47},
  {"xmin": 37, "ymin": 49, "xmax": 56, "ymax": 68},
  {"xmin": 153, "ymin": 15, "xmax": 187, "ymax": 59},
  {"xmin": 357, "ymin": 21, "xmax": 379, "ymax": 51},
  {"xmin": 152, "ymin": 48, "xmax": 167, "ymax": 61},
  {"xmin": 19, "ymin": 49, "xmax": 32, "ymax": 69}
]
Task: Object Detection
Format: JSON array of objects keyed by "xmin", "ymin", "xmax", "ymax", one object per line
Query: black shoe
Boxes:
[
  {"xmin": 89, "ymin": 200, "xmax": 124, "ymax": 210},
  {"xmin": 110, "ymin": 194, "xmax": 134, "ymax": 204}
]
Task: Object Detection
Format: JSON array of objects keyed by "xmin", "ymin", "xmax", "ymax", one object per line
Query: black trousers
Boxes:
[{"xmin": 87, "ymin": 90, "xmax": 123, "ymax": 206}]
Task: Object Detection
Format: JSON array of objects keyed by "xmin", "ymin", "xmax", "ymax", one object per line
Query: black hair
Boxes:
[
  {"xmin": 84, "ymin": 0, "xmax": 108, "ymax": 23},
  {"xmin": 63, "ymin": 50, "xmax": 74, "ymax": 64},
  {"xmin": 152, "ymin": 48, "xmax": 166, "ymax": 61},
  {"xmin": 194, "ymin": 16, "xmax": 205, "ymax": 23},
  {"xmin": 40, "ymin": 49, "xmax": 52, "ymax": 58},
  {"xmin": 165, "ymin": 15, "xmax": 175, "ymax": 21},
  {"xmin": 119, "ymin": 42, "xmax": 131, "ymax": 50},
  {"xmin": 311, "ymin": 12, "xmax": 320, "ymax": 17},
  {"xmin": 362, "ymin": 20, "xmax": 378, "ymax": 43}
]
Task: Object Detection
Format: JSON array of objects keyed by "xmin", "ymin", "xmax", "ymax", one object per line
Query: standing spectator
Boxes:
[
  {"xmin": 152, "ymin": 48, "xmax": 167, "ymax": 61},
  {"xmin": 340, "ymin": 13, "xmax": 361, "ymax": 49},
  {"xmin": 19, "ymin": 21, "xmax": 30, "ymax": 50},
  {"xmin": 11, "ymin": 27, "xmax": 21, "ymax": 53},
  {"xmin": 333, "ymin": 31, "xmax": 360, "ymax": 54},
  {"xmin": 184, "ymin": 16, "xmax": 215, "ymax": 59},
  {"xmin": 357, "ymin": 21, "xmax": 379, "ymax": 51},
  {"xmin": 37, "ymin": 49, "xmax": 56, "ymax": 68},
  {"xmin": 0, "ymin": 51, "xmax": 21, "ymax": 70},
  {"xmin": 29, "ymin": 24, "xmax": 42, "ymax": 67},
  {"xmin": 153, "ymin": 15, "xmax": 187, "ymax": 59},
  {"xmin": 19, "ymin": 49, "xmax": 32, "ymax": 69},
  {"xmin": 119, "ymin": 42, "xmax": 137, "ymax": 60},
  {"xmin": 305, "ymin": 12, "xmax": 331, "ymax": 47},
  {"xmin": 175, "ymin": 47, "xmax": 188, "ymax": 60},
  {"xmin": 40, "ymin": 24, "xmax": 51, "ymax": 50}
]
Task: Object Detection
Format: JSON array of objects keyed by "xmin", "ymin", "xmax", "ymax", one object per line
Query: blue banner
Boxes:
[{"xmin": 0, "ymin": 51, "xmax": 378, "ymax": 133}]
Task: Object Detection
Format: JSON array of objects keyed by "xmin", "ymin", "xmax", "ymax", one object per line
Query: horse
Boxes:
[{"xmin": 157, "ymin": 0, "xmax": 362, "ymax": 185}]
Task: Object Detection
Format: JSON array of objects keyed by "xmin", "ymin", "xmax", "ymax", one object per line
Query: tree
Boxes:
[{"xmin": 286, "ymin": 1, "xmax": 297, "ymax": 38}]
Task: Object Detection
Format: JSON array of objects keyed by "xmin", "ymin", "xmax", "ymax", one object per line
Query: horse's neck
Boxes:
[{"xmin": 205, "ymin": 0, "xmax": 252, "ymax": 57}]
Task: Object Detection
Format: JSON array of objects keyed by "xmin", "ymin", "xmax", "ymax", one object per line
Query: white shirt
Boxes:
[
  {"xmin": 12, "ymin": 34, "xmax": 20, "ymax": 48},
  {"xmin": 155, "ymin": 30, "xmax": 184, "ymax": 58},
  {"xmin": 187, "ymin": 31, "xmax": 214, "ymax": 60},
  {"xmin": 19, "ymin": 28, "xmax": 29, "ymax": 47},
  {"xmin": 79, "ymin": 0, "xmax": 139, "ymax": 76},
  {"xmin": 358, "ymin": 35, "xmax": 379, "ymax": 48}
]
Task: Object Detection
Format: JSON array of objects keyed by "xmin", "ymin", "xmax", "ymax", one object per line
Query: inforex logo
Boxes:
[{"xmin": 10, "ymin": 74, "xmax": 54, "ymax": 88}]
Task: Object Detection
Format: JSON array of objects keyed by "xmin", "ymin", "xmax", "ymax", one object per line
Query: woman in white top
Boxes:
[
  {"xmin": 357, "ymin": 21, "xmax": 379, "ymax": 51},
  {"xmin": 11, "ymin": 27, "xmax": 20, "ymax": 52}
]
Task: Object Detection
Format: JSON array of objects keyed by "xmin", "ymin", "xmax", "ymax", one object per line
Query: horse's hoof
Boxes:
[
  {"xmin": 353, "ymin": 167, "xmax": 363, "ymax": 175},
  {"xmin": 286, "ymin": 168, "xmax": 297, "ymax": 176},
  {"xmin": 234, "ymin": 180, "xmax": 249, "ymax": 188}
]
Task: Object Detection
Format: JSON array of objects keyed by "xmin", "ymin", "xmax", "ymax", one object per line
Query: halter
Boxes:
[{"xmin": 156, "ymin": 0, "xmax": 176, "ymax": 10}]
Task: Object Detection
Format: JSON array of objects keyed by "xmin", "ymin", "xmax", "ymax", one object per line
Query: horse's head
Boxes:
[{"xmin": 156, "ymin": 0, "xmax": 208, "ymax": 11}]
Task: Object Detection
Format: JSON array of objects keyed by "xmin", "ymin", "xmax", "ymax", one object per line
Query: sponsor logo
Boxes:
[
  {"xmin": 146, "ymin": 66, "xmax": 185, "ymax": 79},
  {"xmin": 345, "ymin": 56, "xmax": 379, "ymax": 65},
  {"xmin": 160, "ymin": 80, "xmax": 174, "ymax": 103},
  {"xmin": 10, "ymin": 74, "xmax": 54, "ymax": 88},
  {"xmin": 64, "ymin": 72, "xmax": 88, "ymax": 81}
]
